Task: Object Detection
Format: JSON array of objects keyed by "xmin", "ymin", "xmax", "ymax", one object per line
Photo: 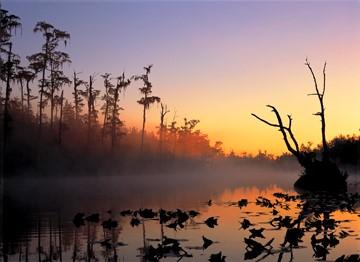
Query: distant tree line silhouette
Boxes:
[
  {"xmin": 227, "ymin": 135, "xmax": 359, "ymax": 171},
  {"xmin": 0, "ymin": 7, "xmax": 224, "ymax": 175}
]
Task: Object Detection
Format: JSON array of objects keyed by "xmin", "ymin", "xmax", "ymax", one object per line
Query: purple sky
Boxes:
[{"xmin": 3, "ymin": 1, "xmax": 360, "ymax": 154}]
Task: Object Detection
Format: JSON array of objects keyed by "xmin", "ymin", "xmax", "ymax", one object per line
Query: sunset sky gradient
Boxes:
[{"xmin": 4, "ymin": 1, "xmax": 360, "ymax": 155}]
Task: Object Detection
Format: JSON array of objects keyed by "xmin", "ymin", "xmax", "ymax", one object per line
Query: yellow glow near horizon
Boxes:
[
  {"xmin": 6, "ymin": 1, "xmax": 360, "ymax": 155},
  {"xmin": 122, "ymin": 57, "xmax": 360, "ymax": 156}
]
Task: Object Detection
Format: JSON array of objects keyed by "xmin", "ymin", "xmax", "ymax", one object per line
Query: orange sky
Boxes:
[{"xmin": 6, "ymin": 1, "xmax": 360, "ymax": 155}]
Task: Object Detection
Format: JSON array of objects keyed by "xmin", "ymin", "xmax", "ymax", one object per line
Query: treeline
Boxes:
[
  {"xmin": 305, "ymin": 135, "xmax": 360, "ymax": 168},
  {"xmin": 0, "ymin": 7, "xmax": 224, "ymax": 175},
  {"xmin": 227, "ymin": 135, "xmax": 360, "ymax": 170}
]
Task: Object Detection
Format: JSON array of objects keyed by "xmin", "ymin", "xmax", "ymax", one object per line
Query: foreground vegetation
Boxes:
[{"xmin": 2, "ymin": 191, "xmax": 360, "ymax": 261}]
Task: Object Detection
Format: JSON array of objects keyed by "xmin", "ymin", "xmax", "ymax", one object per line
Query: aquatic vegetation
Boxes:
[
  {"xmin": 209, "ymin": 251, "xmax": 226, "ymax": 262},
  {"xmin": 240, "ymin": 218, "xmax": 254, "ymax": 230},
  {"xmin": 202, "ymin": 236, "xmax": 214, "ymax": 250},
  {"xmin": 2, "ymin": 190, "xmax": 359, "ymax": 261}
]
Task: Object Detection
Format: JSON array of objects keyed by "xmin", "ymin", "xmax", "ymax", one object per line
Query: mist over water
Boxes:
[
  {"xmin": 2, "ymin": 163, "xmax": 359, "ymax": 261},
  {"xmin": 5, "ymin": 163, "xmax": 296, "ymax": 213}
]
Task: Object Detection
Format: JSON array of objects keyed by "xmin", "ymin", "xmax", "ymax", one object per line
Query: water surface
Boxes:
[{"xmin": 1, "ymin": 166, "xmax": 359, "ymax": 261}]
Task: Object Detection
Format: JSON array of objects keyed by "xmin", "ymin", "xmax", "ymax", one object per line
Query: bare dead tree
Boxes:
[
  {"xmin": 159, "ymin": 103, "xmax": 170, "ymax": 154},
  {"xmin": 251, "ymin": 105, "xmax": 306, "ymax": 166},
  {"xmin": 252, "ymin": 60, "xmax": 346, "ymax": 190},
  {"xmin": 252, "ymin": 60, "xmax": 331, "ymax": 166},
  {"xmin": 305, "ymin": 59, "xmax": 329, "ymax": 162}
]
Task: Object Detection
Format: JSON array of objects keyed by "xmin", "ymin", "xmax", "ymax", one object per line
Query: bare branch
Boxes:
[
  {"xmin": 252, "ymin": 106, "xmax": 301, "ymax": 160},
  {"xmin": 322, "ymin": 62, "xmax": 326, "ymax": 96},
  {"xmin": 305, "ymin": 58, "xmax": 329, "ymax": 161},
  {"xmin": 251, "ymin": 113, "xmax": 280, "ymax": 128},
  {"xmin": 305, "ymin": 59, "xmax": 320, "ymax": 97},
  {"xmin": 286, "ymin": 114, "xmax": 300, "ymax": 153},
  {"xmin": 287, "ymin": 114, "xmax": 292, "ymax": 130}
]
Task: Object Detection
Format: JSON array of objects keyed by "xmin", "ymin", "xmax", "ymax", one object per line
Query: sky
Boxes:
[{"xmin": 3, "ymin": 0, "xmax": 360, "ymax": 155}]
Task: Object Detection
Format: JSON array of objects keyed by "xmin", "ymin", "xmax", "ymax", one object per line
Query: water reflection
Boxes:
[{"xmin": 1, "ymin": 170, "xmax": 359, "ymax": 261}]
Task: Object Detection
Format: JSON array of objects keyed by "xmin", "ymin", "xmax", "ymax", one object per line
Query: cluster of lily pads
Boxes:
[
  {"xmin": 235, "ymin": 192, "xmax": 360, "ymax": 261},
  {"xmin": 72, "ymin": 208, "xmax": 222, "ymax": 261},
  {"xmin": 71, "ymin": 191, "xmax": 360, "ymax": 261}
]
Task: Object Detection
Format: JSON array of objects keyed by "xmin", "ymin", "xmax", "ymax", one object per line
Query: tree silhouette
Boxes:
[
  {"xmin": 15, "ymin": 66, "xmax": 26, "ymax": 113},
  {"xmin": 168, "ymin": 115, "xmax": 179, "ymax": 156},
  {"xmin": 28, "ymin": 21, "xmax": 70, "ymax": 135},
  {"xmin": 133, "ymin": 65, "xmax": 161, "ymax": 152},
  {"xmin": 72, "ymin": 71, "xmax": 85, "ymax": 122},
  {"xmin": 0, "ymin": 8, "xmax": 321, "ymax": 177},
  {"xmin": 0, "ymin": 9, "xmax": 21, "ymax": 124},
  {"xmin": 252, "ymin": 105, "xmax": 306, "ymax": 165},
  {"xmin": 158, "ymin": 103, "xmax": 170, "ymax": 154},
  {"xmin": 48, "ymin": 70, "xmax": 71, "ymax": 130},
  {"xmin": 252, "ymin": 60, "xmax": 347, "ymax": 191},
  {"xmin": 2, "ymin": 44, "xmax": 20, "ymax": 135},
  {"xmin": 109, "ymin": 73, "xmax": 131, "ymax": 154},
  {"xmin": 100, "ymin": 73, "xmax": 113, "ymax": 143},
  {"xmin": 48, "ymin": 51, "xmax": 71, "ymax": 129},
  {"xmin": 62, "ymin": 99, "xmax": 75, "ymax": 128},
  {"xmin": 18, "ymin": 68, "xmax": 36, "ymax": 117},
  {"xmin": 305, "ymin": 59, "xmax": 329, "ymax": 162},
  {"xmin": 179, "ymin": 118, "xmax": 200, "ymax": 157},
  {"xmin": 82, "ymin": 75, "xmax": 100, "ymax": 147},
  {"xmin": 58, "ymin": 90, "xmax": 64, "ymax": 144},
  {"xmin": 0, "ymin": 7, "xmax": 21, "ymax": 175}
]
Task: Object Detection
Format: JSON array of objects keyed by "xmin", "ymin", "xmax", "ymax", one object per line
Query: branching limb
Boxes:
[
  {"xmin": 305, "ymin": 58, "xmax": 321, "ymax": 98},
  {"xmin": 305, "ymin": 59, "xmax": 329, "ymax": 161},
  {"xmin": 286, "ymin": 115, "xmax": 300, "ymax": 153},
  {"xmin": 251, "ymin": 113, "xmax": 280, "ymax": 128},
  {"xmin": 252, "ymin": 105, "xmax": 303, "ymax": 165},
  {"xmin": 322, "ymin": 62, "xmax": 326, "ymax": 97}
]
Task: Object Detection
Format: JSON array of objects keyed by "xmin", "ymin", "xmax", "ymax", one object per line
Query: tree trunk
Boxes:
[
  {"xmin": 19, "ymin": 79, "xmax": 24, "ymax": 113},
  {"xmin": 39, "ymin": 64, "xmax": 46, "ymax": 136},
  {"xmin": 102, "ymin": 88, "xmax": 109, "ymax": 144},
  {"xmin": 158, "ymin": 104, "xmax": 169, "ymax": 155},
  {"xmin": 306, "ymin": 60, "xmax": 330, "ymax": 163},
  {"xmin": 87, "ymin": 76, "xmax": 93, "ymax": 147},
  {"xmin": 50, "ymin": 60, "xmax": 55, "ymax": 129},
  {"xmin": 319, "ymin": 101, "xmax": 329, "ymax": 162},
  {"xmin": 73, "ymin": 72, "xmax": 79, "ymax": 121},
  {"xmin": 39, "ymin": 37, "xmax": 49, "ymax": 136},
  {"xmin": 111, "ymin": 88, "xmax": 119, "ymax": 154},
  {"xmin": 26, "ymin": 80, "xmax": 31, "ymax": 116},
  {"xmin": 140, "ymin": 95, "xmax": 147, "ymax": 152},
  {"xmin": 159, "ymin": 126, "xmax": 164, "ymax": 154},
  {"xmin": 50, "ymin": 87, "xmax": 55, "ymax": 129},
  {"xmin": 2, "ymin": 43, "xmax": 12, "ymax": 175},
  {"xmin": 58, "ymin": 91, "xmax": 64, "ymax": 145}
]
